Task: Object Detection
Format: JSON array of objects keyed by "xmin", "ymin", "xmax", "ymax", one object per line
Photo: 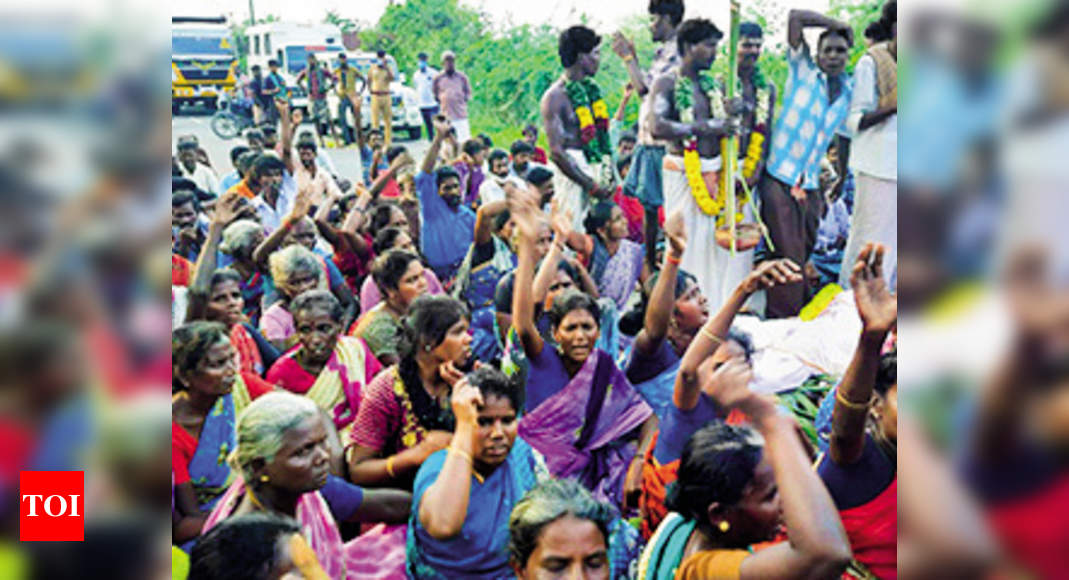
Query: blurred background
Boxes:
[{"xmin": 1, "ymin": 0, "xmax": 1068, "ymax": 577}]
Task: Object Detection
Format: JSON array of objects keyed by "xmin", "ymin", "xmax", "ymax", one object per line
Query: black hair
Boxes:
[
  {"xmin": 368, "ymin": 203, "xmax": 403, "ymax": 236},
  {"xmin": 418, "ymin": 52, "xmax": 428, "ymax": 60},
  {"xmin": 372, "ymin": 226, "xmax": 409, "ymax": 255},
  {"xmin": 548, "ymin": 289, "xmax": 601, "ymax": 331},
  {"xmin": 208, "ymin": 268, "xmax": 244, "ymax": 298},
  {"xmin": 677, "ymin": 18, "xmax": 723, "ymax": 55},
  {"xmin": 488, "ymin": 148, "xmax": 510, "ymax": 165},
  {"xmin": 583, "ymin": 199, "xmax": 618, "ymax": 243},
  {"xmin": 260, "ymin": 124, "xmax": 278, "ymax": 137},
  {"xmin": 462, "ymin": 138, "xmax": 485, "ymax": 157},
  {"xmin": 236, "ymin": 151, "xmax": 258, "ymax": 173},
  {"xmin": 385, "ymin": 145, "xmax": 408, "ymax": 164},
  {"xmin": 295, "ymin": 137, "xmax": 316, "ymax": 152},
  {"xmin": 618, "ymin": 132, "xmax": 637, "ymax": 145},
  {"xmin": 864, "ymin": 1, "xmax": 895, "ymax": 42},
  {"xmin": 509, "ymin": 479, "xmax": 614, "ymax": 569},
  {"xmin": 467, "ymin": 366, "xmax": 522, "ymax": 415},
  {"xmin": 649, "ymin": 0, "xmax": 685, "ymax": 26},
  {"xmin": 172, "ymin": 189, "xmax": 198, "ymax": 211},
  {"xmin": 435, "ymin": 165, "xmax": 461, "ymax": 189},
  {"xmin": 555, "ymin": 258, "xmax": 579, "ymax": 287},
  {"xmin": 522, "ymin": 124, "xmax": 538, "ymax": 136},
  {"xmin": 189, "ymin": 512, "xmax": 301, "ymax": 580},
  {"xmin": 368, "ymin": 127, "xmax": 384, "ymax": 137},
  {"xmin": 818, "ymin": 27, "xmax": 853, "ymax": 49},
  {"xmin": 290, "ymin": 288, "xmax": 344, "ymax": 324},
  {"xmin": 739, "ymin": 21, "xmax": 763, "ymax": 38},
  {"xmin": 478, "ymin": 133, "xmax": 494, "ymax": 148},
  {"xmin": 250, "ymin": 64, "xmax": 261, "ymax": 73},
  {"xmin": 510, "ymin": 140, "xmax": 535, "ymax": 156},
  {"xmin": 371, "ymin": 249, "xmax": 421, "ymax": 294},
  {"xmin": 726, "ymin": 327, "xmax": 755, "ymax": 363},
  {"xmin": 376, "ymin": 49, "xmax": 386, "ymax": 58},
  {"xmin": 229, "ymin": 145, "xmax": 251, "ymax": 165},
  {"xmin": 665, "ymin": 422, "xmax": 763, "ymax": 535},
  {"xmin": 244, "ymin": 128, "xmax": 265, "ymax": 142},
  {"xmin": 397, "ymin": 296, "xmax": 470, "ymax": 431},
  {"xmin": 559, "ymin": 25, "xmax": 601, "ymax": 68},
  {"xmin": 268, "ymin": 59, "xmax": 279, "ymax": 67},
  {"xmin": 874, "ymin": 350, "xmax": 896, "ymax": 397},
  {"xmin": 251, "ymin": 154, "xmax": 285, "ymax": 176},
  {"xmin": 172, "ymin": 321, "xmax": 230, "ymax": 391},
  {"xmin": 493, "ymin": 209, "xmax": 512, "ymax": 232},
  {"xmin": 527, "ymin": 166, "xmax": 554, "ymax": 186},
  {"xmin": 616, "ymin": 153, "xmax": 632, "ymax": 173},
  {"xmin": 172, "ymin": 176, "xmax": 199, "ymax": 195}
]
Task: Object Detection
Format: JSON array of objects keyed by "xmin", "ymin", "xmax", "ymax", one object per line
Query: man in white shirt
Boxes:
[
  {"xmin": 478, "ymin": 148, "xmax": 511, "ymax": 204},
  {"xmin": 413, "ymin": 52, "xmax": 440, "ymax": 140},
  {"xmin": 840, "ymin": 1, "xmax": 897, "ymax": 288},
  {"xmin": 175, "ymin": 135, "xmax": 220, "ymax": 196}
]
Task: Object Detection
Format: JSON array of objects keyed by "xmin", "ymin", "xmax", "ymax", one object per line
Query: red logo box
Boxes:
[{"xmin": 19, "ymin": 471, "xmax": 84, "ymax": 541}]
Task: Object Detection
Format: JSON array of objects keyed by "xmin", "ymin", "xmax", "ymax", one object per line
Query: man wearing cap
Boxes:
[
  {"xmin": 413, "ymin": 52, "xmax": 440, "ymax": 140},
  {"xmin": 432, "ymin": 50, "xmax": 472, "ymax": 142},
  {"xmin": 368, "ymin": 50, "xmax": 395, "ymax": 145},
  {"xmin": 175, "ymin": 135, "xmax": 220, "ymax": 196}
]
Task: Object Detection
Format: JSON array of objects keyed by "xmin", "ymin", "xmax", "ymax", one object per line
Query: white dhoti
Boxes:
[
  {"xmin": 553, "ymin": 149, "xmax": 600, "ymax": 233},
  {"xmin": 839, "ymin": 173, "xmax": 897, "ymax": 289},
  {"xmin": 663, "ymin": 155, "xmax": 755, "ymax": 313}
]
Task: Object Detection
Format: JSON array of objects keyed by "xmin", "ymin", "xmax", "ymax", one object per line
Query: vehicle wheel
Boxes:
[
  {"xmin": 172, "ymin": 101, "xmax": 179, "ymax": 115},
  {"xmin": 210, "ymin": 112, "xmax": 240, "ymax": 140},
  {"xmin": 407, "ymin": 127, "xmax": 422, "ymax": 141}
]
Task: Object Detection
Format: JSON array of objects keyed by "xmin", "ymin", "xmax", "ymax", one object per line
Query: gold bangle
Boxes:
[
  {"xmin": 447, "ymin": 445, "xmax": 473, "ymax": 464},
  {"xmin": 699, "ymin": 326, "xmax": 724, "ymax": 345},
  {"xmin": 385, "ymin": 455, "xmax": 397, "ymax": 478},
  {"xmin": 835, "ymin": 389, "xmax": 870, "ymax": 411}
]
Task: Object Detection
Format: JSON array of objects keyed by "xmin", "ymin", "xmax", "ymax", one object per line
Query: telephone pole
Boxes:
[{"xmin": 248, "ymin": 0, "xmax": 256, "ymax": 25}]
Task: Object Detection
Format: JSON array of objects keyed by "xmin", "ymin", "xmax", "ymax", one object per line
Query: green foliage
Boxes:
[{"xmin": 351, "ymin": 0, "xmax": 879, "ymax": 147}]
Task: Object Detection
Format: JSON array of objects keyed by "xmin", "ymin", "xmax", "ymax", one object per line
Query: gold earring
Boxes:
[
  {"xmin": 260, "ymin": 474, "xmax": 269, "ymax": 483},
  {"xmin": 718, "ymin": 520, "xmax": 730, "ymax": 533}
]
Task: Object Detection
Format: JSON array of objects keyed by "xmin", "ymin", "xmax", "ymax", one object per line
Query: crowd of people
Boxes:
[{"xmin": 172, "ymin": 1, "xmax": 900, "ymax": 578}]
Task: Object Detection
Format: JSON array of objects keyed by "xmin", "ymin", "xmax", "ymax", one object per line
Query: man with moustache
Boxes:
[{"xmin": 416, "ymin": 117, "xmax": 476, "ymax": 284}]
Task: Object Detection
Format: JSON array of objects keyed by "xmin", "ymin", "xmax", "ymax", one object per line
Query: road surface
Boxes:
[{"xmin": 171, "ymin": 109, "xmax": 431, "ymax": 188}]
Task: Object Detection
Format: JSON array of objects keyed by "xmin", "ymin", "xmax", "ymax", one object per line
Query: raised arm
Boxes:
[
  {"xmin": 634, "ymin": 210, "xmax": 686, "ymax": 356},
  {"xmin": 474, "ymin": 199, "xmax": 508, "ymax": 246},
  {"xmin": 788, "ymin": 9, "xmax": 853, "ymax": 50},
  {"xmin": 611, "ymin": 32, "xmax": 650, "ymax": 97},
  {"xmin": 829, "ymin": 243, "xmax": 896, "ymax": 465},
  {"xmin": 509, "ymin": 182, "xmax": 547, "ymax": 357},
  {"xmin": 188, "ymin": 195, "xmax": 244, "ymax": 318},
  {"xmin": 251, "ymin": 188, "xmax": 313, "ymax": 270},
  {"xmin": 422, "ymin": 117, "xmax": 453, "ymax": 174},
  {"xmin": 277, "ymin": 98, "xmax": 295, "ymax": 174},
  {"xmin": 674, "ymin": 259, "xmax": 802, "ymax": 411},
  {"xmin": 418, "ymin": 378, "xmax": 480, "ymax": 539}
]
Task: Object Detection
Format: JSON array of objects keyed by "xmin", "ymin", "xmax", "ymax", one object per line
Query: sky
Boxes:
[{"xmin": 172, "ymin": 0, "xmax": 832, "ymax": 39}]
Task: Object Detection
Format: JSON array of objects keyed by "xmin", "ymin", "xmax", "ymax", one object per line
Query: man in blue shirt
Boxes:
[
  {"xmin": 758, "ymin": 9, "xmax": 854, "ymax": 318},
  {"xmin": 417, "ymin": 116, "xmax": 476, "ymax": 285}
]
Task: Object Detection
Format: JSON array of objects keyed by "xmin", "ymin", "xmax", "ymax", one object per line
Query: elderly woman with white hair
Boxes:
[
  {"xmin": 202, "ymin": 391, "xmax": 411, "ymax": 579},
  {"xmin": 189, "ymin": 194, "xmax": 269, "ymax": 325},
  {"xmin": 259, "ymin": 244, "xmax": 325, "ymax": 352}
]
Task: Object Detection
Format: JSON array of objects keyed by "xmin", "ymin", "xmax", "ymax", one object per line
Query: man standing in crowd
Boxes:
[
  {"xmin": 413, "ymin": 52, "xmax": 440, "ymax": 140},
  {"xmin": 433, "ymin": 50, "xmax": 472, "ymax": 142},
  {"xmin": 265, "ymin": 59, "xmax": 287, "ymax": 120},
  {"xmin": 649, "ymin": 18, "xmax": 742, "ymax": 306},
  {"xmin": 175, "ymin": 135, "xmax": 220, "ymax": 196},
  {"xmin": 291, "ymin": 136, "xmax": 343, "ymax": 210},
  {"xmin": 541, "ymin": 25, "xmax": 616, "ymax": 232},
  {"xmin": 296, "ymin": 54, "xmax": 337, "ymax": 147},
  {"xmin": 841, "ymin": 0, "xmax": 897, "ymax": 288},
  {"xmin": 417, "ymin": 117, "xmax": 476, "ymax": 284},
  {"xmin": 334, "ymin": 52, "xmax": 365, "ymax": 147},
  {"xmin": 760, "ymin": 9, "xmax": 854, "ymax": 318},
  {"xmin": 368, "ymin": 50, "xmax": 395, "ymax": 145},
  {"xmin": 612, "ymin": 0, "xmax": 684, "ymax": 266}
]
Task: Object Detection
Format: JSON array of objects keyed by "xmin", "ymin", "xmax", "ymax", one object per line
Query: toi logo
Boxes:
[{"xmin": 19, "ymin": 471, "xmax": 84, "ymax": 541}]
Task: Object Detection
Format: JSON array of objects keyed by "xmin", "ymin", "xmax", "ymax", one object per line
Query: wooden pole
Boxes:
[{"xmin": 725, "ymin": 0, "xmax": 740, "ymax": 255}]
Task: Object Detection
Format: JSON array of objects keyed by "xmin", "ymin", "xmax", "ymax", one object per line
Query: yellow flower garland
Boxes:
[
  {"xmin": 591, "ymin": 99, "xmax": 609, "ymax": 119},
  {"xmin": 683, "ymin": 143, "xmax": 724, "ymax": 217},
  {"xmin": 576, "ymin": 106, "xmax": 594, "ymax": 129}
]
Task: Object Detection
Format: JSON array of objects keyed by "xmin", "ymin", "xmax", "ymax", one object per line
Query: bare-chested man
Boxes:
[
  {"xmin": 648, "ymin": 18, "xmax": 745, "ymax": 311},
  {"xmin": 541, "ymin": 25, "xmax": 616, "ymax": 232}
]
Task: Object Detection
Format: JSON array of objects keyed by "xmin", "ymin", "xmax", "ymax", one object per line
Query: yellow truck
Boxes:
[{"xmin": 172, "ymin": 16, "xmax": 238, "ymax": 112}]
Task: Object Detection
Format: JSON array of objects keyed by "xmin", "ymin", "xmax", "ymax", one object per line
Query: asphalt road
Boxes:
[{"xmin": 171, "ymin": 107, "xmax": 431, "ymax": 186}]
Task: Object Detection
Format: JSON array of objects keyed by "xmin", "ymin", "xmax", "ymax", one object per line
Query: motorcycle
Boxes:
[{"xmin": 210, "ymin": 95, "xmax": 255, "ymax": 140}]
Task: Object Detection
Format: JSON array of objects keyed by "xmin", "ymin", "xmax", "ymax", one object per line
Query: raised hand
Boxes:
[
  {"xmin": 506, "ymin": 181, "xmax": 544, "ymax": 240},
  {"xmin": 610, "ymin": 32, "xmax": 636, "ymax": 59},
  {"xmin": 549, "ymin": 198, "xmax": 573, "ymax": 240},
  {"xmin": 433, "ymin": 117, "xmax": 452, "ymax": 140},
  {"xmin": 740, "ymin": 259, "xmax": 803, "ymax": 294},
  {"xmin": 450, "ymin": 377, "xmax": 483, "ymax": 428},
  {"xmin": 851, "ymin": 243, "xmax": 896, "ymax": 335},
  {"xmin": 289, "ymin": 188, "xmax": 314, "ymax": 222},
  {"xmin": 664, "ymin": 209, "xmax": 687, "ymax": 260},
  {"xmin": 700, "ymin": 357, "xmax": 755, "ymax": 410},
  {"xmin": 212, "ymin": 194, "xmax": 245, "ymax": 227}
]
